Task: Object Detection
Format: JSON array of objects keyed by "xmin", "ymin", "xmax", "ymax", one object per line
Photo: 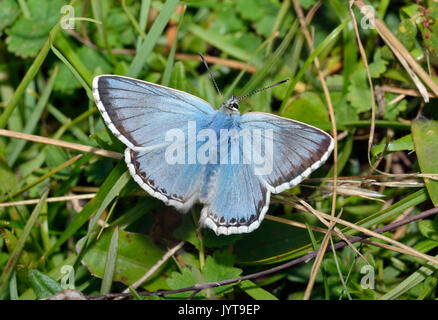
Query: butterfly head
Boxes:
[{"xmin": 221, "ymin": 95, "xmax": 240, "ymax": 114}]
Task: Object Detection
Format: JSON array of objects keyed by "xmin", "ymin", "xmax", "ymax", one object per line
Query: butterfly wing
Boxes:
[
  {"xmin": 200, "ymin": 112, "xmax": 333, "ymax": 235},
  {"xmin": 240, "ymin": 112, "xmax": 334, "ymax": 193},
  {"xmin": 93, "ymin": 75, "xmax": 215, "ymax": 150},
  {"xmin": 200, "ymin": 163, "xmax": 270, "ymax": 235},
  {"xmin": 93, "ymin": 75, "xmax": 215, "ymax": 211}
]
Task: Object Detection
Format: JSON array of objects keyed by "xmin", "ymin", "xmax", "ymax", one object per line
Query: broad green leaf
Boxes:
[
  {"xmin": 166, "ymin": 268, "xmax": 203, "ymax": 299},
  {"xmin": 418, "ymin": 219, "xmax": 438, "ymax": 241},
  {"xmin": 236, "ymin": 0, "xmax": 264, "ymax": 21},
  {"xmin": 382, "ymin": 93, "xmax": 407, "ymax": 121},
  {"xmin": 411, "ymin": 120, "xmax": 438, "ymax": 206},
  {"xmin": 233, "ymin": 218, "xmax": 316, "ymax": 265},
  {"xmin": 5, "ymin": 0, "xmax": 64, "ymax": 57},
  {"xmin": 347, "ymin": 67, "xmax": 372, "ymax": 113},
  {"xmin": 203, "ymin": 250, "xmax": 242, "ymax": 297},
  {"xmin": 78, "ymin": 229, "xmax": 174, "ymax": 291},
  {"xmin": 369, "ymin": 50, "xmax": 388, "ymax": 78},
  {"xmin": 169, "ymin": 61, "xmax": 186, "ymax": 91},
  {"xmin": 0, "ymin": 0, "xmax": 19, "ymax": 33},
  {"xmin": 212, "ymin": 7, "xmax": 245, "ymax": 34},
  {"xmin": 173, "ymin": 214, "xmax": 200, "ymax": 250},
  {"xmin": 397, "ymin": 19, "xmax": 417, "ymax": 51},
  {"xmin": 28, "ymin": 270, "xmax": 63, "ymax": 299},
  {"xmin": 238, "ymin": 280, "xmax": 278, "ymax": 300},
  {"xmin": 283, "ymin": 92, "xmax": 329, "ymax": 124},
  {"xmin": 371, "ymin": 134, "xmax": 414, "ymax": 157}
]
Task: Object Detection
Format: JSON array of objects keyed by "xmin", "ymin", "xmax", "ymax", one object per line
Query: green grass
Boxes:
[{"xmin": 0, "ymin": 0, "xmax": 438, "ymax": 301}]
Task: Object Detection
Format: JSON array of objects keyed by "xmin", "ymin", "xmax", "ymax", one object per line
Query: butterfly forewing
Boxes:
[
  {"xmin": 93, "ymin": 75, "xmax": 215, "ymax": 150},
  {"xmin": 240, "ymin": 112, "xmax": 334, "ymax": 193}
]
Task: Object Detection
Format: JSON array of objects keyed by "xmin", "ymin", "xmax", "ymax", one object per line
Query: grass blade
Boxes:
[
  {"xmin": 7, "ymin": 67, "xmax": 58, "ymax": 166},
  {"xmin": 100, "ymin": 227, "xmax": 119, "ymax": 295},
  {"xmin": 0, "ymin": 189, "xmax": 49, "ymax": 296},
  {"xmin": 127, "ymin": 0, "xmax": 179, "ymax": 78}
]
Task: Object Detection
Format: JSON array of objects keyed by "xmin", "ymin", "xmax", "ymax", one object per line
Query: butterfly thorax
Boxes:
[{"xmin": 219, "ymin": 95, "xmax": 240, "ymax": 115}]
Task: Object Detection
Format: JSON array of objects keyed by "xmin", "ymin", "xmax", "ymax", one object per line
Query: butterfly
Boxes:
[{"xmin": 92, "ymin": 68, "xmax": 334, "ymax": 236}]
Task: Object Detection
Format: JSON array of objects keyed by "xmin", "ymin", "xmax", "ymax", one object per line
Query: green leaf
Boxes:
[
  {"xmin": 421, "ymin": 6, "xmax": 438, "ymax": 55},
  {"xmin": 79, "ymin": 229, "xmax": 173, "ymax": 291},
  {"xmin": 238, "ymin": 280, "xmax": 278, "ymax": 300},
  {"xmin": 382, "ymin": 93, "xmax": 407, "ymax": 121},
  {"xmin": 233, "ymin": 217, "xmax": 316, "ymax": 265},
  {"xmin": 28, "ymin": 269, "xmax": 63, "ymax": 299},
  {"xmin": 347, "ymin": 67, "xmax": 372, "ymax": 113},
  {"xmin": 0, "ymin": 0, "xmax": 19, "ymax": 33},
  {"xmin": 396, "ymin": 19, "xmax": 417, "ymax": 51},
  {"xmin": 299, "ymin": 0, "xmax": 318, "ymax": 9},
  {"xmin": 102, "ymin": 8, "xmax": 136, "ymax": 47},
  {"xmin": 213, "ymin": 7, "xmax": 245, "ymax": 34},
  {"xmin": 173, "ymin": 214, "xmax": 200, "ymax": 250},
  {"xmin": 203, "ymin": 250, "xmax": 242, "ymax": 296},
  {"xmin": 44, "ymin": 147, "xmax": 71, "ymax": 180},
  {"xmin": 166, "ymin": 268, "xmax": 203, "ymax": 299},
  {"xmin": 169, "ymin": 61, "xmax": 186, "ymax": 91},
  {"xmin": 54, "ymin": 46, "xmax": 112, "ymax": 94},
  {"xmin": 283, "ymin": 92, "xmax": 329, "ymax": 124},
  {"xmin": 255, "ymin": 15, "xmax": 277, "ymax": 38},
  {"xmin": 84, "ymin": 158, "xmax": 115, "ymax": 185},
  {"xmin": 411, "ymin": 120, "xmax": 438, "ymax": 206},
  {"xmin": 369, "ymin": 49, "xmax": 388, "ymax": 78},
  {"xmin": 5, "ymin": 0, "xmax": 65, "ymax": 57},
  {"xmin": 236, "ymin": 0, "xmax": 264, "ymax": 21},
  {"xmin": 371, "ymin": 134, "xmax": 414, "ymax": 157},
  {"xmin": 418, "ymin": 220, "xmax": 438, "ymax": 241}
]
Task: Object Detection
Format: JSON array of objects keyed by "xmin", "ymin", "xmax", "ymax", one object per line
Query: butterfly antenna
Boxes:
[
  {"xmin": 238, "ymin": 79, "xmax": 289, "ymax": 102},
  {"xmin": 198, "ymin": 52, "xmax": 223, "ymax": 99}
]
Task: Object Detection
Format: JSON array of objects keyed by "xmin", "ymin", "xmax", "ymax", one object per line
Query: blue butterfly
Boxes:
[{"xmin": 92, "ymin": 71, "xmax": 333, "ymax": 235}]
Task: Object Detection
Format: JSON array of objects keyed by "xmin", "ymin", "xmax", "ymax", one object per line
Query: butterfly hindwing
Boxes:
[{"xmin": 200, "ymin": 163, "xmax": 270, "ymax": 235}]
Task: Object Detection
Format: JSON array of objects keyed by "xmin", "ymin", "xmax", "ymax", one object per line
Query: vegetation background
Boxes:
[{"xmin": 0, "ymin": 0, "xmax": 437, "ymax": 300}]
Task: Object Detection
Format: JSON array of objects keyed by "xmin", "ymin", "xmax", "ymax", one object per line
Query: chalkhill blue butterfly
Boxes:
[{"xmin": 92, "ymin": 58, "xmax": 334, "ymax": 235}]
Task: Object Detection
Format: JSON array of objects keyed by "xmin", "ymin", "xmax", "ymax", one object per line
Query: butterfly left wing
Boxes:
[
  {"xmin": 93, "ymin": 75, "xmax": 216, "ymax": 211},
  {"xmin": 93, "ymin": 75, "xmax": 215, "ymax": 150},
  {"xmin": 240, "ymin": 112, "xmax": 334, "ymax": 193}
]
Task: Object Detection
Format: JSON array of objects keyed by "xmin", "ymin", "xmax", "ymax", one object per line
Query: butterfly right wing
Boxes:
[
  {"xmin": 93, "ymin": 75, "xmax": 216, "ymax": 211},
  {"xmin": 240, "ymin": 112, "xmax": 334, "ymax": 193}
]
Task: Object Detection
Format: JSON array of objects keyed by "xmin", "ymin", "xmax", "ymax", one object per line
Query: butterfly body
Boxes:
[{"xmin": 93, "ymin": 75, "xmax": 334, "ymax": 235}]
